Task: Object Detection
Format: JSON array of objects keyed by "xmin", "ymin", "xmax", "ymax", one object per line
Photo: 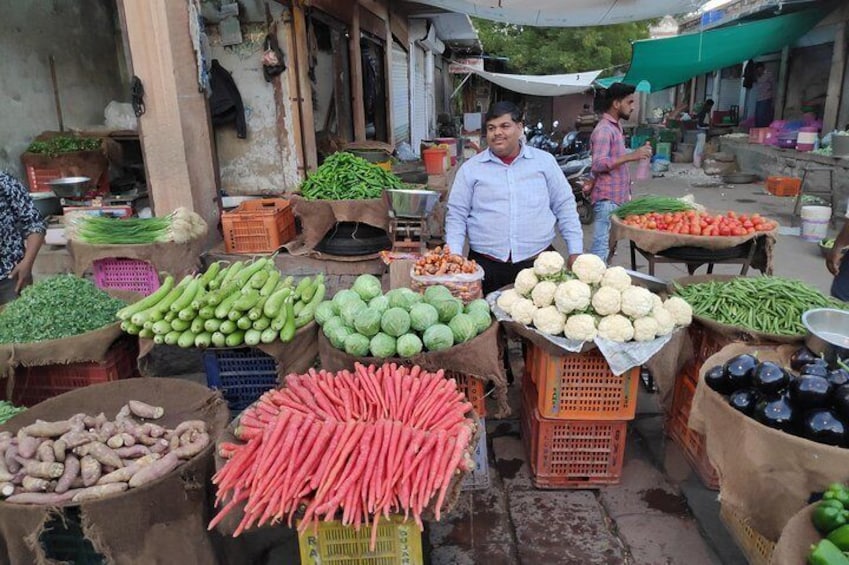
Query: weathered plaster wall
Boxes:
[
  {"xmin": 0, "ymin": 0, "xmax": 124, "ymax": 181},
  {"xmin": 784, "ymin": 43, "xmax": 833, "ymax": 117},
  {"xmin": 207, "ymin": 17, "xmax": 301, "ymax": 195}
]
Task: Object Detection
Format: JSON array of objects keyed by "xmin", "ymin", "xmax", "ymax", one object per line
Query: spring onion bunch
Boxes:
[{"xmin": 69, "ymin": 207, "xmax": 207, "ymax": 245}]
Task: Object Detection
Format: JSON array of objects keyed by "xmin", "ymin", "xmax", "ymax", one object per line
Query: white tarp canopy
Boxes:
[
  {"xmin": 412, "ymin": 0, "xmax": 701, "ymax": 26},
  {"xmin": 457, "ymin": 65, "xmax": 602, "ymax": 96}
]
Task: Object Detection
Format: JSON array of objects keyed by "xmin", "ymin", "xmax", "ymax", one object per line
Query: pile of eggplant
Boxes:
[{"xmin": 705, "ymin": 347, "xmax": 849, "ymax": 446}]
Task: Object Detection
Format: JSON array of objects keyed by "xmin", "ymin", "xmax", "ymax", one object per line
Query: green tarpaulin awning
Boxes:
[
  {"xmin": 594, "ymin": 77, "xmax": 651, "ymax": 92},
  {"xmin": 622, "ymin": 9, "xmax": 826, "ymax": 92}
]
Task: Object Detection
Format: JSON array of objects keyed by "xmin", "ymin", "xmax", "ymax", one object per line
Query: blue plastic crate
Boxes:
[{"xmin": 202, "ymin": 347, "xmax": 279, "ymax": 413}]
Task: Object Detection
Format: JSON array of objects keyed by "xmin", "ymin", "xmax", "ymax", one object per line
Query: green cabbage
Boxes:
[
  {"xmin": 332, "ymin": 289, "xmax": 361, "ymax": 309},
  {"xmin": 409, "ymin": 303, "xmax": 439, "ymax": 332},
  {"xmin": 465, "ymin": 299, "xmax": 490, "ymax": 315},
  {"xmin": 344, "ymin": 332, "xmax": 371, "ymax": 356},
  {"xmin": 396, "ymin": 334, "xmax": 423, "ymax": 358},
  {"xmin": 352, "ymin": 274, "xmax": 383, "ymax": 302},
  {"xmin": 380, "ymin": 307, "xmax": 411, "ymax": 338},
  {"xmin": 466, "ymin": 309, "xmax": 492, "ymax": 335},
  {"xmin": 322, "ymin": 316, "xmax": 345, "ymax": 337},
  {"xmin": 448, "ymin": 313, "xmax": 477, "ymax": 344},
  {"xmin": 329, "ymin": 325, "xmax": 355, "ymax": 349},
  {"xmin": 386, "ymin": 288, "xmax": 423, "ymax": 310},
  {"xmin": 424, "ymin": 285, "xmax": 453, "ymax": 304},
  {"xmin": 369, "ymin": 332, "xmax": 397, "ymax": 358},
  {"xmin": 368, "ymin": 295, "xmax": 390, "ymax": 314},
  {"xmin": 433, "ymin": 298, "xmax": 463, "ymax": 323},
  {"xmin": 354, "ymin": 307, "xmax": 382, "ymax": 337},
  {"xmin": 423, "ymin": 324, "xmax": 454, "ymax": 352},
  {"xmin": 340, "ymin": 298, "xmax": 367, "ymax": 327},
  {"xmin": 314, "ymin": 301, "xmax": 337, "ymax": 326}
]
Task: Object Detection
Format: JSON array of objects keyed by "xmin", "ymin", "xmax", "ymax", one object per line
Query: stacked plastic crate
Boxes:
[
  {"xmin": 449, "ymin": 371, "xmax": 490, "ymax": 491},
  {"xmin": 521, "ymin": 343, "xmax": 639, "ymax": 488}
]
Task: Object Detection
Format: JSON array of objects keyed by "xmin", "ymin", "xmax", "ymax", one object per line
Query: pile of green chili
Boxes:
[
  {"xmin": 615, "ymin": 196, "xmax": 694, "ymax": 217},
  {"xmin": 300, "ymin": 151, "xmax": 403, "ymax": 200},
  {"xmin": 673, "ymin": 277, "xmax": 849, "ymax": 336}
]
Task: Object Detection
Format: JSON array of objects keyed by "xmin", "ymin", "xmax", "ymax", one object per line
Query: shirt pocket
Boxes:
[{"xmin": 518, "ymin": 168, "xmax": 550, "ymax": 210}]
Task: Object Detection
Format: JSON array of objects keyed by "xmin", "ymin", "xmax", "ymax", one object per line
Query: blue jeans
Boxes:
[{"xmin": 590, "ymin": 200, "xmax": 620, "ymax": 263}]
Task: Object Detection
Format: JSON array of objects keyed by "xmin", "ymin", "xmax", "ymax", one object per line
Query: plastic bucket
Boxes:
[
  {"xmin": 435, "ymin": 138, "xmax": 458, "ymax": 166},
  {"xmin": 801, "ymin": 206, "xmax": 831, "ymax": 242},
  {"xmin": 796, "ymin": 127, "xmax": 817, "ymax": 152},
  {"xmin": 423, "ymin": 148, "xmax": 448, "ymax": 175}
]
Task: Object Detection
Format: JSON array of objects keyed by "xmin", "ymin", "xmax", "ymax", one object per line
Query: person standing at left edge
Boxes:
[
  {"xmin": 0, "ymin": 171, "xmax": 46, "ymax": 306},
  {"xmin": 444, "ymin": 100, "xmax": 584, "ymax": 296}
]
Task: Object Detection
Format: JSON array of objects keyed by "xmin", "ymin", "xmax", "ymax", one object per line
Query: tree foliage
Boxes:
[{"xmin": 473, "ymin": 19, "xmax": 652, "ymax": 75}]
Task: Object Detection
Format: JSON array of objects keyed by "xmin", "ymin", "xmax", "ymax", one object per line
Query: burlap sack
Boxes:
[
  {"xmin": 137, "ymin": 321, "xmax": 319, "ymax": 380},
  {"xmin": 318, "ymin": 322, "xmax": 510, "ymax": 418},
  {"xmin": 644, "ymin": 328, "xmax": 694, "ymax": 412},
  {"xmin": 283, "ymin": 195, "xmax": 389, "ymax": 256},
  {"xmin": 770, "ymin": 503, "xmax": 818, "ymax": 565},
  {"xmin": 611, "ymin": 215, "xmax": 776, "ymax": 274},
  {"xmin": 68, "ymin": 239, "xmax": 205, "ymax": 280},
  {"xmin": 689, "ymin": 343, "xmax": 849, "ymax": 541},
  {"xmin": 672, "ymin": 275, "xmax": 807, "ymax": 344},
  {"xmin": 0, "ymin": 378, "xmax": 230, "ymax": 565}
]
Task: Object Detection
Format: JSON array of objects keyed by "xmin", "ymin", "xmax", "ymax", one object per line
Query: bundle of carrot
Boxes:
[{"xmin": 210, "ymin": 362, "xmax": 476, "ymax": 549}]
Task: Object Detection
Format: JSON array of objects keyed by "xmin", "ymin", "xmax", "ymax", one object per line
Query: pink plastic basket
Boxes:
[{"xmin": 92, "ymin": 258, "xmax": 160, "ymax": 296}]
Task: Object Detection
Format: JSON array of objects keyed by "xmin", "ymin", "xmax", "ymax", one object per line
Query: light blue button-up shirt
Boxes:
[{"xmin": 444, "ymin": 144, "xmax": 583, "ymax": 263}]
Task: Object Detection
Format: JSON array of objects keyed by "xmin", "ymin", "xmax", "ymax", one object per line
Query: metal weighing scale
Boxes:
[{"xmin": 382, "ymin": 189, "xmax": 440, "ymax": 253}]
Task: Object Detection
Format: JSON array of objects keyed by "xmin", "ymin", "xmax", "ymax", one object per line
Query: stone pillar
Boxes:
[
  {"xmin": 823, "ymin": 20, "xmax": 847, "ymax": 132},
  {"xmin": 119, "ymin": 0, "xmax": 220, "ymax": 230}
]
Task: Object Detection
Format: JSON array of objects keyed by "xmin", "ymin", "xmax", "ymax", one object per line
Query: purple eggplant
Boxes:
[
  {"xmin": 789, "ymin": 375, "xmax": 832, "ymax": 411},
  {"xmin": 800, "ymin": 409, "xmax": 846, "ymax": 446},
  {"xmin": 751, "ymin": 362, "xmax": 790, "ymax": 395}
]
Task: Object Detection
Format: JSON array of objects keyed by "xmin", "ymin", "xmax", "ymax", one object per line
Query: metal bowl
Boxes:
[
  {"xmin": 802, "ymin": 308, "xmax": 849, "ymax": 364},
  {"xmin": 383, "ymin": 189, "xmax": 440, "ymax": 218},
  {"xmin": 46, "ymin": 176, "xmax": 91, "ymax": 199}
]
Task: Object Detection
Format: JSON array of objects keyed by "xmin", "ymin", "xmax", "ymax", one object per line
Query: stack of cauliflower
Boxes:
[{"xmin": 496, "ymin": 252, "xmax": 693, "ymax": 343}]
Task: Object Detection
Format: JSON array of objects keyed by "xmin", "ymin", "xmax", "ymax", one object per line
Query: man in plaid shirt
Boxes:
[{"xmin": 589, "ymin": 83, "xmax": 652, "ymax": 262}]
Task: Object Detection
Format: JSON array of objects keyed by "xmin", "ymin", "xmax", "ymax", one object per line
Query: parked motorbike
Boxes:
[
  {"xmin": 526, "ymin": 121, "xmax": 561, "ymax": 155},
  {"xmin": 559, "ymin": 152, "xmax": 594, "ymax": 225},
  {"xmin": 560, "ymin": 129, "xmax": 592, "ymax": 156}
]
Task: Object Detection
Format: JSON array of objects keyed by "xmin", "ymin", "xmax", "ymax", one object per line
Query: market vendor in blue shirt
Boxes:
[{"xmin": 445, "ymin": 101, "xmax": 584, "ymax": 296}]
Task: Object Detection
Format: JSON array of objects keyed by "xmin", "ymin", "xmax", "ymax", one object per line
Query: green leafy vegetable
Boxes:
[
  {"xmin": 26, "ymin": 136, "xmax": 101, "ymax": 157},
  {"xmin": 615, "ymin": 196, "xmax": 694, "ymax": 218}
]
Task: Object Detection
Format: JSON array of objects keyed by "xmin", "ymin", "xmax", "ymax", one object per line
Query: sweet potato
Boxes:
[
  {"xmin": 22, "ymin": 420, "xmax": 72, "ymax": 438},
  {"xmin": 0, "ymin": 432, "xmax": 11, "ymax": 443},
  {"xmin": 106, "ymin": 435, "xmax": 124, "ymax": 450},
  {"xmin": 0, "ymin": 482, "xmax": 14, "ymax": 497},
  {"xmin": 71, "ymin": 482, "xmax": 128, "ymax": 503},
  {"xmin": 24, "ymin": 461, "xmax": 64, "ymax": 480},
  {"xmin": 172, "ymin": 432, "xmax": 209, "ymax": 459},
  {"xmin": 55, "ymin": 455, "xmax": 80, "ymax": 494},
  {"xmin": 59, "ymin": 431, "xmax": 94, "ymax": 449},
  {"xmin": 128, "ymin": 452, "xmax": 181, "ymax": 488},
  {"xmin": 169, "ymin": 435, "xmax": 180, "ymax": 452},
  {"xmin": 115, "ymin": 445, "xmax": 150, "ymax": 459},
  {"xmin": 149, "ymin": 440, "xmax": 169, "ymax": 455},
  {"xmin": 16, "ymin": 435, "xmax": 38, "ymax": 459},
  {"xmin": 4, "ymin": 446, "xmax": 21, "ymax": 474},
  {"xmin": 128, "ymin": 400, "xmax": 165, "ymax": 420},
  {"xmin": 52, "ymin": 440, "xmax": 67, "ymax": 462},
  {"xmin": 115, "ymin": 405, "xmax": 131, "ymax": 423},
  {"xmin": 80, "ymin": 456, "xmax": 101, "ymax": 487},
  {"xmin": 120, "ymin": 433, "xmax": 136, "ymax": 447},
  {"xmin": 77, "ymin": 443, "xmax": 123, "ymax": 469},
  {"xmin": 37, "ymin": 441, "xmax": 55, "ymax": 463},
  {"xmin": 98, "ymin": 453, "xmax": 161, "ymax": 485},
  {"xmin": 22, "ymin": 476, "xmax": 50, "ymax": 492},
  {"xmin": 171, "ymin": 420, "xmax": 206, "ymax": 438},
  {"xmin": 6, "ymin": 491, "xmax": 74, "ymax": 505},
  {"xmin": 0, "ymin": 457, "xmax": 14, "ymax": 483}
]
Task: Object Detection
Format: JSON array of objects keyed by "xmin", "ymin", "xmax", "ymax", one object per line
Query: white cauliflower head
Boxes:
[
  {"xmin": 496, "ymin": 289, "xmax": 522, "ymax": 314},
  {"xmin": 664, "ymin": 296, "xmax": 693, "ymax": 327},
  {"xmin": 531, "ymin": 281, "xmax": 558, "ymax": 308},
  {"xmin": 601, "ymin": 266, "xmax": 632, "ymax": 291},
  {"xmin": 652, "ymin": 307, "xmax": 675, "ymax": 336},
  {"xmin": 591, "ymin": 286, "xmax": 621, "ymax": 316},
  {"xmin": 571, "ymin": 254, "xmax": 607, "ymax": 284},
  {"xmin": 554, "ymin": 280, "xmax": 592, "ymax": 314},
  {"xmin": 514, "ymin": 268, "xmax": 539, "ymax": 296},
  {"xmin": 533, "ymin": 251, "xmax": 565, "ymax": 277},
  {"xmin": 564, "ymin": 314, "xmax": 597, "ymax": 342},
  {"xmin": 620, "ymin": 286, "xmax": 655, "ymax": 319},
  {"xmin": 597, "ymin": 314, "xmax": 635, "ymax": 342},
  {"xmin": 532, "ymin": 306, "xmax": 566, "ymax": 335},
  {"xmin": 510, "ymin": 297, "xmax": 537, "ymax": 325},
  {"xmin": 633, "ymin": 316, "xmax": 659, "ymax": 342},
  {"xmin": 651, "ymin": 293, "xmax": 663, "ymax": 312}
]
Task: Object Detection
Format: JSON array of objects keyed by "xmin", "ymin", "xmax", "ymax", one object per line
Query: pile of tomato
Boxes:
[{"xmin": 620, "ymin": 210, "xmax": 778, "ymax": 236}]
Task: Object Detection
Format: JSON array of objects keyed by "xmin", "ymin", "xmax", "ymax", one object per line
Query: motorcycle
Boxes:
[
  {"xmin": 559, "ymin": 152, "xmax": 594, "ymax": 225},
  {"xmin": 526, "ymin": 121, "xmax": 561, "ymax": 155}
]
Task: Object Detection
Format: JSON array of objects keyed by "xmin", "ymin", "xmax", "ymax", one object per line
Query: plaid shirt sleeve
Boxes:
[{"xmin": 591, "ymin": 125, "xmax": 617, "ymax": 173}]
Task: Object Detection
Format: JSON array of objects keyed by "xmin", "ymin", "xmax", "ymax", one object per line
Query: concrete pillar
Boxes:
[
  {"xmin": 119, "ymin": 0, "xmax": 219, "ymax": 229},
  {"xmin": 823, "ymin": 21, "xmax": 847, "ymax": 132},
  {"xmin": 775, "ymin": 46, "xmax": 790, "ymax": 120},
  {"xmin": 350, "ymin": 7, "xmax": 367, "ymax": 141}
]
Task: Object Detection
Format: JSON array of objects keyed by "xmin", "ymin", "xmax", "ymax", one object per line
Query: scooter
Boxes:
[{"xmin": 560, "ymin": 153, "xmax": 594, "ymax": 225}]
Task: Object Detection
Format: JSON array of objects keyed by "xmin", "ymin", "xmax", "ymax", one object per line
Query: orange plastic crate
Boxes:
[
  {"xmin": 5, "ymin": 337, "xmax": 139, "ymax": 407},
  {"xmin": 448, "ymin": 371, "xmax": 486, "ymax": 417},
  {"xmin": 221, "ymin": 198, "xmax": 296, "ymax": 254},
  {"xmin": 765, "ymin": 176, "xmax": 801, "ymax": 197},
  {"xmin": 25, "ymin": 165, "xmax": 109, "ymax": 195},
  {"xmin": 521, "ymin": 380, "xmax": 627, "ymax": 489},
  {"xmin": 524, "ymin": 343, "xmax": 638, "ymax": 420},
  {"xmin": 667, "ymin": 363, "xmax": 719, "ymax": 490}
]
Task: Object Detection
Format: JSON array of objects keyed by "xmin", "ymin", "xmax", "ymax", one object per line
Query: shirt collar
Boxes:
[
  {"xmin": 482, "ymin": 142, "xmax": 533, "ymax": 163},
  {"xmin": 602, "ymin": 113, "xmax": 622, "ymax": 128}
]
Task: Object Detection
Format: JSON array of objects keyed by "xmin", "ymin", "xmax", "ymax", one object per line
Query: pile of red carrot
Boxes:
[{"xmin": 210, "ymin": 362, "xmax": 476, "ymax": 547}]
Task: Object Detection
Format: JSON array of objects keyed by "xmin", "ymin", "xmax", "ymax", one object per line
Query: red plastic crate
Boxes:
[
  {"xmin": 221, "ymin": 198, "xmax": 296, "ymax": 254},
  {"xmin": 92, "ymin": 258, "xmax": 161, "ymax": 296},
  {"xmin": 667, "ymin": 363, "xmax": 719, "ymax": 490},
  {"xmin": 521, "ymin": 379, "xmax": 627, "ymax": 489},
  {"xmin": 6, "ymin": 337, "xmax": 140, "ymax": 407},
  {"xmin": 765, "ymin": 176, "xmax": 801, "ymax": 197},
  {"xmin": 448, "ymin": 371, "xmax": 486, "ymax": 417},
  {"xmin": 524, "ymin": 343, "xmax": 638, "ymax": 420},
  {"xmin": 25, "ymin": 164, "xmax": 109, "ymax": 195}
]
